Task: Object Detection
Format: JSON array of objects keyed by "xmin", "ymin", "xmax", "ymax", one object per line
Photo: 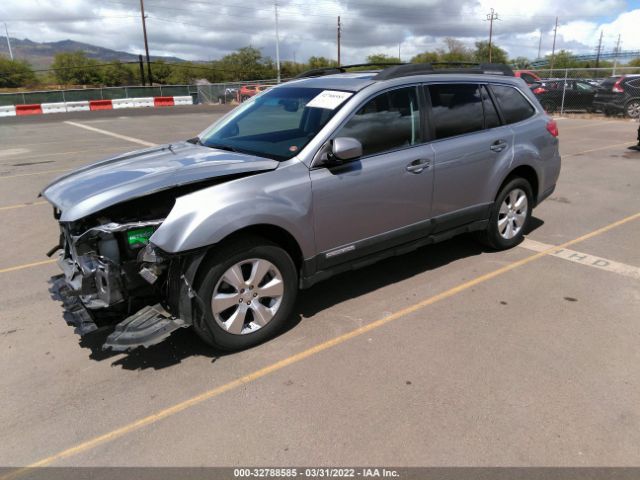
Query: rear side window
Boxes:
[
  {"xmin": 337, "ymin": 86, "xmax": 422, "ymax": 157},
  {"xmin": 427, "ymin": 84, "xmax": 483, "ymax": 139},
  {"xmin": 520, "ymin": 73, "xmax": 538, "ymax": 84},
  {"xmin": 490, "ymin": 85, "xmax": 535, "ymax": 124}
]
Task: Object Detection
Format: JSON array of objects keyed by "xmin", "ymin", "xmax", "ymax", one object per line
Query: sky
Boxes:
[{"xmin": 1, "ymin": 0, "xmax": 640, "ymax": 64}]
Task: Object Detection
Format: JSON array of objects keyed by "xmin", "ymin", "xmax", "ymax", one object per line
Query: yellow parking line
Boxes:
[
  {"xmin": 0, "ymin": 201, "xmax": 48, "ymax": 212},
  {"xmin": 1, "ymin": 211, "xmax": 638, "ymax": 478},
  {"xmin": 564, "ymin": 141, "xmax": 635, "ymax": 157},
  {"xmin": 0, "ymin": 259, "xmax": 56, "ymax": 274}
]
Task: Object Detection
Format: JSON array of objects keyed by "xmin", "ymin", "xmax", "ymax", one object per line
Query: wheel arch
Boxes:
[
  {"xmin": 496, "ymin": 165, "xmax": 539, "ymax": 205},
  {"xmin": 192, "ymin": 223, "xmax": 305, "ymax": 289}
]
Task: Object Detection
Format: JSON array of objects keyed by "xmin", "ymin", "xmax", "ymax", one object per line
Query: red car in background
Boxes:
[
  {"xmin": 515, "ymin": 70, "xmax": 543, "ymax": 85},
  {"xmin": 237, "ymin": 84, "xmax": 270, "ymax": 102}
]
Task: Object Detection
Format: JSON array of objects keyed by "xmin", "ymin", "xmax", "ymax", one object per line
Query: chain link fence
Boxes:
[
  {"xmin": 528, "ymin": 67, "xmax": 640, "ymax": 117},
  {"xmin": 2, "ymin": 68, "xmax": 639, "ymax": 118},
  {"xmin": 0, "ymin": 85, "xmax": 198, "ymax": 107},
  {"xmin": 195, "ymin": 78, "xmax": 283, "ymax": 105}
]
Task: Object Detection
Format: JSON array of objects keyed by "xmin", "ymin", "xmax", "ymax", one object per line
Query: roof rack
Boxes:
[
  {"xmin": 293, "ymin": 62, "xmax": 405, "ymax": 79},
  {"xmin": 373, "ymin": 62, "xmax": 514, "ymax": 80}
]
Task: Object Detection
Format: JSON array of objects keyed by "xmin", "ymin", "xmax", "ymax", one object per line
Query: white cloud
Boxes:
[{"xmin": 0, "ymin": 0, "xmax": 638, "ymax": 64}]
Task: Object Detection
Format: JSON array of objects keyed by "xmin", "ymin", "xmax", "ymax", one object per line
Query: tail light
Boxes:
[
  {"xmin": 612, "ymin": 77, "xmax": 624, "ymax": 93},
  {"xmin": 533, "ymin": 87, "xmax": 547, "ymax": 94},
  {"xmin": 546, "ymin": 119, "xmax": 559, "ymax": 137}
]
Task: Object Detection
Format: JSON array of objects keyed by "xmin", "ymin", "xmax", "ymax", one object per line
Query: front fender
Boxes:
[{"xmin": 150, "ymin": 160, "xmax": 315, "ymax": 257}]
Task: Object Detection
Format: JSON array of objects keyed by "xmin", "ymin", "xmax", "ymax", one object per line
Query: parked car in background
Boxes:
[
  {"xmin": 515, "ymin": 70, "xmax": 543, "ymax": 85},
  {"xmin": 217, "ymin": 87, "xmax": 238, "ymax": 104},
  {"xmin": 534, "ymin": 79, "xmax": 596, "ymax": 113},
  {"xmin": 593, "ymin": 75, "xmax": 640, "ymax": 118},
  {"xmin": 238, "ymin": 84, "xmax": 271, "ymax": 102}
]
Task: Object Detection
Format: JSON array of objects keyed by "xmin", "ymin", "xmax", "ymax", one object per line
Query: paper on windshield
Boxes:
[{"xmin": 306, "ymin": 90, "xmax": 353, "ymax": 110}]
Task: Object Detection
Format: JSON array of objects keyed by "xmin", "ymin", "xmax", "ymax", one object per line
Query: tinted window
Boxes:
[
  {"xmin": 337, "ymin": 87, "xmax": 422, "ymax": 156},
  {"xmin": 491, "ymin": 84, "xmax": 535, "ymax": 124},
  {"xmin": 428, "ymin": 84, "xmax": 483, "ymax": 139},
  {"xmin": 481, "ymin": 85, "xmax": 500, "ymax": 129},
  {"xmin": 520, "ymin": 73, "xmax": 538, "ymax": 84}
]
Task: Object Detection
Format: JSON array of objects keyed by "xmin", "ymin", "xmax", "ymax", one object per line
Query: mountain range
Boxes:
[{"xmin": 0, "ymin": 37, "xmax": 186, "ymax": 70}]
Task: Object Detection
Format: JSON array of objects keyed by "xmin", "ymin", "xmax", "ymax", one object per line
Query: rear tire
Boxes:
[
  {"xmin": 477, "ymin": 178, "xmax": 533, "ymax": 251},
  {"xmin": 192, "ymin": 236, "xmax": 298, "ymax": 352}
]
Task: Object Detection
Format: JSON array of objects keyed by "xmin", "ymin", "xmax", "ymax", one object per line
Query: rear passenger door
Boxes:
[{"xmin": 426, "ymin": 83, "xmax": 514, "ymax": 229}]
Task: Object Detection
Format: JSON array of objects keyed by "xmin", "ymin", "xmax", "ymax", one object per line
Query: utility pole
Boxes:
[
  {"xmin": 274, "ymin": 0, "xmax": 281, "ymax": 83},
  {"xmin": 337, "ymin": 16, "xmax": 341, "ymax": 66},
  {"xmin": 595, "ymin": 30, "xmax": 603, "ymax": 69},
  {"xmin": 550, "ymin": 16, "xmax": 559, "ymax": 72},
  {"xmin": 486, "ymin": 8, "xmax": 499, "ymax": 63},
  {"xmin": 398, "ymin": 42, "xmax": 401, "ymax": 62},
  {"xmin": 613, "ymin": 34, "xmax": 621, "ymax": 75},
  {"xmin": 537, "ymin": 30, "xmax": 543, "ymax": 59},
  {"xmin": 4, "ymin": 23, "xmax": 13, "ymax": 60},
  {"xmin": 139, "ymin": 0, "xmax": 153, "ymax": 85},
  {"xmin": 138, "ymin": 54, "xmax": 146, "ymax": 86}
]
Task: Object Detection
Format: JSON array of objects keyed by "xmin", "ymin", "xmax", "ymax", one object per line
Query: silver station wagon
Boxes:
[{"xmin": 42, "ymin": 62, "xmax": 561, "ymax": 352}]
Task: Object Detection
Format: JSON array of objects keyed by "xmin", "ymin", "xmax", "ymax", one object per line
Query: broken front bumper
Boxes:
[{"xmin": 50, "ymin": 273, "xmax": 189, "ymax": 352}]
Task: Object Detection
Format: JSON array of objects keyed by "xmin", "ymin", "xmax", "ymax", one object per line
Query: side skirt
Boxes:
[{"xmin": 300, "ymin": 205, "xmax": 491, "ymax": 290}]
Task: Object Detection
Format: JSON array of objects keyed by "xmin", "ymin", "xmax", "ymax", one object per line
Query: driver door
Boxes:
[{"xmin": 310, "ymin": 86, "xmax": 434, "ymax": 269}]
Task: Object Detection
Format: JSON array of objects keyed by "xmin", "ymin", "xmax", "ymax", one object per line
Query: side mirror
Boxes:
[{"xmin": 332, "ymin": 137, "xmax": 362, "ymax": 162}]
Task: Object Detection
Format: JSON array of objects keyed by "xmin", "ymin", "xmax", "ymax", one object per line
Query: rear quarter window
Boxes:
[{"xmin": 490, "ymin": 84, "xmax": 535, "ymax": 124}]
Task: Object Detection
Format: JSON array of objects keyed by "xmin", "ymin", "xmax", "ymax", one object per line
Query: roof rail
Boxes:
[
  {"xmin": 373, "ymin": 62, "xmax": 514, "ymax": 80},
  {"xmin": 293, "ymin": 62, "xmax": 405, "ymax": 79}
]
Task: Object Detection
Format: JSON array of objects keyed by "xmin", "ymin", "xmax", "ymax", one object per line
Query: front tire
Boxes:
[
  {"xmin": 625, "ymin": 100, "xmax": 640, "ymax": 119},
  {"xmin": 478, "ymin": 178, "xmax": 533, "ymax": 250},
  {"xmin": 192, "ymin": 236, "xmax": 298, "ymax": 351}
]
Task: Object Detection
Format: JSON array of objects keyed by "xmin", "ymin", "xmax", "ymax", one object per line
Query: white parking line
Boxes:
[
  {"xmin": 64, "ymin": 121, "xmax": 157, "ymax": 147},
  {"xmin": 520, "ymin": 238, "xmax": 640, "ymax": 280}
]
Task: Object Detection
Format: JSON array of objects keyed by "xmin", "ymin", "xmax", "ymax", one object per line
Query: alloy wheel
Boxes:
[
  {"xmin": 211, "ymin": 258, "xmax": 284, "ymax": 335},
  {"xmin": 498, "ymin": 188, "xmax": 528, "ymax": 240}
]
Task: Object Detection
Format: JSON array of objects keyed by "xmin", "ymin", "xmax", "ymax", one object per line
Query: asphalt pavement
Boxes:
[{"xmin": 1, "ymin": 109, "xmax": 639, "ymax": 469}]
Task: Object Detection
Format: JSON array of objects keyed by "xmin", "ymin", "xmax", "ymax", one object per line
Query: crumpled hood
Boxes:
[{"xmin": 41, "ymin": 141, "xmax": 279, "ymax": 222}]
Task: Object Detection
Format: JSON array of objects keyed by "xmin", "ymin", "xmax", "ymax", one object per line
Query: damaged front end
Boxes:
[{"xmin": 49, "ymin": 211, "xmax": 202, "ymax": 352}]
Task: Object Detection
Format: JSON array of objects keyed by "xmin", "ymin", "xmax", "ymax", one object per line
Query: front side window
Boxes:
[
  {"xmin": 199, "ymin": 87, "xmax": 350, "ymax": 160},
  {"xmin": 490, "ymin": 84, "xmax": 535, "ymax": 124},
  {"xmin": 428, "ymin": 84, "xmax": 484, "ymax": 139},
  {"xmin": 336, "ymin": 87, "xmax": 422, "ymax": 157}
]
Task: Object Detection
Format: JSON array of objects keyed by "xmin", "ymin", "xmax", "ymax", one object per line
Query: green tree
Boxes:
[
  {"xmin": 474, "ymin": 41, "xmax": 508, "ymax": 64},
  {"xmin": 149, "ymin": 60, "xmax": 173, "ymax": 84},
  {"xmin": 627, "ymin": 57, "xmax": 640, "ymax": 67},
  {"xmin": 0, "ymin": 56, "xmax": 37, "ymax": 87},
  {"xmin": 218, "ymin": 47, "xmax": 276, "ymax": 81},
  {"xmin": 411, "ymin": 51, "xmax": 440, "ymax": 64},
  {"xmin": 307, "ymin": 56, "xmax": 338, "ymax": 69},
  {"xmin": 101, "ymin": 60, "xmax": 135, "ymax": 86},
  {"xmin": 51, "ymin": 51, "xmax": 102, "ymax": 85},
  {"xmin": 366, "ymin": 53, "xmax": 401, "ymax": 64},
  {"xmin": 511, "ymin": 56, "xmax": 531, "ymax": 69},
  {"xmin": 439, "ymin": 38, "xmax": 473, "ymax": 62}
]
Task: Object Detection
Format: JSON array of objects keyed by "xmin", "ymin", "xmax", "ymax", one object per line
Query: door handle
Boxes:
[
  {"xmin": 406, "ymin": 159, "xmax": 431, "ymax": 174},
  {"xmin": 490, "ymin": 140, "xmax": 508, "ymax": 153}
]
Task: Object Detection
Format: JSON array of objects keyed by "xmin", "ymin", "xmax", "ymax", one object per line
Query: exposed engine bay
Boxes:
[{"xmin": 47, "ymin": 188, "xmax": 206, "ymax": 352}]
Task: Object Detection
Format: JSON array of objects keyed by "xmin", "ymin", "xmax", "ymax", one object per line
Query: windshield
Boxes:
[{"xmin": 199, "ymin": 86, "xmax": 353, "ymax": 160}]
